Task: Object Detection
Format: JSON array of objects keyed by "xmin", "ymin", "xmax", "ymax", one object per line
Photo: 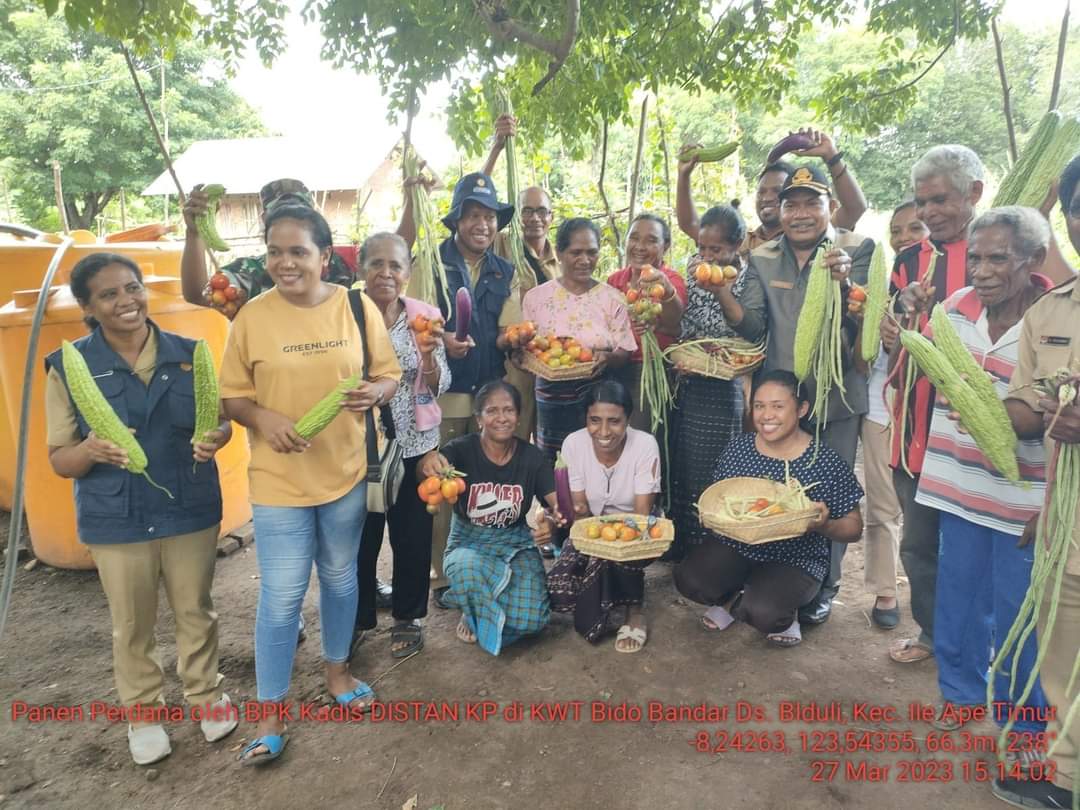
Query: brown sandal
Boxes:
[{"xmin": 889, "ymin": 637, "xmax": 932, "ymax": 664}]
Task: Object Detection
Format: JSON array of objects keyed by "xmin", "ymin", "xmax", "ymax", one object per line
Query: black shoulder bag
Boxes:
[{"xmin": 348, "ymin": 289, "xmax": 405, "ymax": 514}]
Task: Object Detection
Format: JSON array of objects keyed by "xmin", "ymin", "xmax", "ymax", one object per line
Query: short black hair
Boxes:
[
  {"xmin": 759, "ymin": 161, "xmax": 795, "ymax": 181},
  {"xmin": 699, "ymin": 204, "xmax": 747, "ymax": 246},
  {"xmin": 69, "ymin": 252, "xmax": 144, "ymax": 330},
  {"xmin": 751, "ymin": 369, "xmax": 808, "ymax": 406},
  {"xmin": 629, "ymin": 212, "xmax": 671, "ymax": 248},
  {"xmin": 555, "ymin": 218, "xmax": 600, "ymax": 253},
  {"xmin": 892, "ymin": 200, "xmax": 917, "ymax": 218},
  {"xmin": 474, "ymin": 380, "xmax": 522, "ymax": 416},
  {"xmin": 1059, "ymin": 152, "xmax": 1080, "ymax": 213},
  {"xmin": 584, "ymin": 378, "xmax": 634, "ymax": 419},
  {"xmin": 263, "ymin": 204, "xmax": 333, "ymax": 251}
]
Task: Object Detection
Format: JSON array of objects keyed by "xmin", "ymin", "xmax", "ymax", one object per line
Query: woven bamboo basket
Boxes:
[
  {"xmin": 667, "ymin": 340, "xmax": 764, "ymax": 380},
  {"xmin": 570, "ymin": 514, "xmax": 674, "ymax": 562},
  {"xmin": 518, "ymin": 350, "xmax": 598, "ymax": 381},
  {"xmin": 697, "ymin": 477, "xmax": 820, "ymax": 545}
]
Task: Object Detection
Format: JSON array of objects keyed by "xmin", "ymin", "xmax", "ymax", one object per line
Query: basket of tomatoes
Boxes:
[
  {"xmin": 570, "ymin": 514, "xmax": 674, "ymax": 562},
  {"xmin": 518, "ymin": 333, "xmax": 598, "ymax": 381},
  {"xmin": 417, "ymin": 468, "xmax": 467, "ymax": 514}
]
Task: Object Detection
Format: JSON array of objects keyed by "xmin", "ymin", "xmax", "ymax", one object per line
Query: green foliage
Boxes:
[{"xmin": 0, "ymin": 1, "xmax": 264, "ymax": 229}]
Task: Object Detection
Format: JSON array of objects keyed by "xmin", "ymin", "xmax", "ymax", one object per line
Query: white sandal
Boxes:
[
  {"xmin": 702, "ymin": 605, "xmax": 735, "ymax": 631},
  {"xmin": 766, "ymin": 618, "xmax": 802, "ymax": 648},
  {"xmin": 615, "ymin": 624, "xmax": 647, "ymax": 654}
]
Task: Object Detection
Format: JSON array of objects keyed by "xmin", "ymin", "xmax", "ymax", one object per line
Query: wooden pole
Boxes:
[
  {"xmin": 627, "ymin": 94, "xmax": 649, "ymax": 229},
  {"xmin": 597, "ymin": 119, "xmax": 623, "ymax": 266},
  {"xmin": 119, "ymin": 188, "xmax": 128, "ymax": 230},
  {"xmin": 122, "ymin": 46, "xmax": 185, "ymax": 203},
  {"xmin": 654, "ymin": 94, "xmax": 672, "ymax": 230},
  {"xmin": 52, "ymin": 161, "xmax": 69, "ymax": 233}
]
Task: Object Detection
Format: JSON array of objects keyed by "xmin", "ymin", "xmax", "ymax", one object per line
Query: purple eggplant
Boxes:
[
  {"xmin": 453, "ymin": 287, "xmax": 472, "ymax": 342},
  {"xmin": 554, "ymin": 452, "xmax": 574, "ymax": 528},
  {"xmin": 766, "ymin": 133, "xmax": 816, "ymax": 164}
]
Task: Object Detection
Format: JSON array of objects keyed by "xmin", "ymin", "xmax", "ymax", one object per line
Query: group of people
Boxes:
[{"xmin": 41, "ymin": 120, "xmax": 1080, "ymax": 808}]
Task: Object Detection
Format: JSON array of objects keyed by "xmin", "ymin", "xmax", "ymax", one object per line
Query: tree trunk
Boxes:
[
  {"xmin": 597, "ymin": 119, "xmax": 623, "ymax": 266},
  {"xmin": 1049, "ymin": 0, "xmax": 1070, "ymax": 111},
  {"xmin": 64, "ymin": 190, "xmax": 115, "ymax": 231},
  {"xmin": 991, "ymin": 19, "xmax": 1018, "ymax": 165},
  {"xmin": 627, "ymin": 94, "xmax": 649, "ymax": 229}
]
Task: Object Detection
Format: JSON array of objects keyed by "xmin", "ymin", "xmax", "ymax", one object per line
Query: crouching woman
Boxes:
[
  {"xmin": 45, "ymin": 253, "xmax": 236, "ymax": 765},
  {"xmin": 674, "ymin": 371, "xmax": 863, "ymax": 647}
]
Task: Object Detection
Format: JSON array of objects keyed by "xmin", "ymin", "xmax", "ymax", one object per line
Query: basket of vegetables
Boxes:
[
  {"xmin": 697, "ymin": 475, "xmax": 821, "ymax": 545},
  {"xmin": 570, "ymin": 514, "xmax": 674, "ymax": 562},
  {"xmin": 666, "ymin": 337, "xmax": 765, "ymax": 380},
  {"xmin": 518, "ymin": 334, "xmax": 598, "ymax": 381}
]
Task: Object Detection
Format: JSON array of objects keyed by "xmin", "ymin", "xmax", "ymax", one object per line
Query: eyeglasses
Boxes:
[{"xmin": 520, "ymin": 207, "xmax": 551, "ymax": 219}]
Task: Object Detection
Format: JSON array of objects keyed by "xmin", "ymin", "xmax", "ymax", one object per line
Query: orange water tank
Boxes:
[
  {"xmin": 0, "ymin": 236, "xmax": 183, "ymax": 510},
  {"xmin": 0, "ymin": 276, "xmax": 250, "ymax": 569}
]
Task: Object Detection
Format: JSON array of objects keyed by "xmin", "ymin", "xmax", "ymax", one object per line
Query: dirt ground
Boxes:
[{"xmin": 0, "ymin": 505, "xmax": 1011, "ymax": 810}]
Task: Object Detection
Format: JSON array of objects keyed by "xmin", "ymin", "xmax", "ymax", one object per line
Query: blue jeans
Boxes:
[
  {"xmin": 935, "ymin": 511, "xmax": 1048, "ymax": 734},
  {"xmin": 251, "ymin": 481, "xmax": 367, "ymax": 702}
]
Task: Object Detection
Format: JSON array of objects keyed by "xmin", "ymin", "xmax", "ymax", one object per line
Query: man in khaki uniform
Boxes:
[{"xmin": 999, "ymin": 155, "xmax": 1080, "ymax": 808}]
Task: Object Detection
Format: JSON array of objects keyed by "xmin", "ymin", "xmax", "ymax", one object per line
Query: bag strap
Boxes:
[{"xmin": 347, "ymin": 289, "xmax": 382, "ymax": 468}]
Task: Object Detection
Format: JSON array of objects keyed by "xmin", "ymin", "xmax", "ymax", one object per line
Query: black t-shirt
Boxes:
[{"xmin": 441, "ymin": 434, "xmax": 556, "ymax": 530}]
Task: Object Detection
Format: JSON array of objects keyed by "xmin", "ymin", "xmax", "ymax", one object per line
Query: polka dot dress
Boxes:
[{"xmin": 709, "ymin": 433, "xmax": 864, "ymax": 581}]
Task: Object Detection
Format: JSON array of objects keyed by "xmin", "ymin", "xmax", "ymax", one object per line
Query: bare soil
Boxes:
[{"xmin": 0, "ymin": 508, "xmax": 1003, "ymax": 810}]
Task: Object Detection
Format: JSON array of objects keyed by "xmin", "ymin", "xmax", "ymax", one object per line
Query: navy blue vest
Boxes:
[
  {"xmin": 45, "ymin": 323, "xmax": 223, "ymax": 544},
  {"xmin": 437, "ymin": 237, "xmax": 515, "ymax": 396}
]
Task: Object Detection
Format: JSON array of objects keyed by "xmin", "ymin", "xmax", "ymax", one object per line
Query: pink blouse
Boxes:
[
  {"xmin": 561, "ymin": 427, "xmax": 661, "ymax": 517},
  {"xmin": 522, "ymin": 279, "xmax": 638, "ymax": 353}
]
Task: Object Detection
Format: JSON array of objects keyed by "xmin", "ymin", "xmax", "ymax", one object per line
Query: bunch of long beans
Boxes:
[
  {"xmin": 494, "ymin": 87, "xmax": 529, "ymax": 279},
  {"xmin": 404, "ymin": 146, "xmax": 450, "ymax": 310},
  {"xmin": 988, "ymin": 375, "xmax": 1080, "ymax": 808}
]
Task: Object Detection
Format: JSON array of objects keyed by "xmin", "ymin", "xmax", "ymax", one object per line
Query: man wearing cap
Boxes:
[
  {"xmin": 425, "ymin": 172, "xmax": 521, "ymax": 607},
  {"xmin": 709, "ymin": 163, "xmax": 875, "ymax": 630},
  {"xmin": 481, "ymin": 113, "xmax": 560, "ymax": 443},
  {"xmin": 180, "ymin": 179, "xmax": 356, "ymax": 310}
]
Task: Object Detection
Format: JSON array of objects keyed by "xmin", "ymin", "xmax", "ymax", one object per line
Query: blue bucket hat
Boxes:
[{"xmin": 441, "ymin": 172, "xmax": 515, "ymax": 232}]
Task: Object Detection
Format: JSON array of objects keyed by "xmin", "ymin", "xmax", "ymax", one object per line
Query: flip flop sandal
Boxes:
[
  {"xmin": 766, "ymin": 619, "xmax": 802, "ymax": 648},
  {"xmin": 238, "ymin": 728, "xmax": 289, "ymax": 767},
  {"xmin": 390, "ymin": 622, "xmax": 424, "ymax": 659},
  {"xmin": 334, "ymin": 682, "xmax": 376, "ymax": 713},
  {"xmin": 456, "ymin": 618, "xmax": 477, "ymax": 644},
  {"xmin": 615, "ymin": 625, "xmax": 647, "ymax": 654},
  {"xmin": 702, "ymin": 605, "xmax": 735, "ymax": 631},
  {"xmin": 889, "ymin": 637, "xmax": 932, "ymax": 664}
]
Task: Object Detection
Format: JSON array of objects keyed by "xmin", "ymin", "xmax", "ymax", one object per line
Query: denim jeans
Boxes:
[
  {"xmin": 935, "ymin": 511, "xmax": 1048, "ymax": 734},
  {"xmin": 251, "ymin": 481, "xmax": 367, "ymax": 702}
]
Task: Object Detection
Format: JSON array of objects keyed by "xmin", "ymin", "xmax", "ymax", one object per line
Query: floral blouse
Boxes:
[
  {"xmin": 386, "ymin": 306, "xmax": 450, "ymax": 458},
  {"xmin": 679, "ymin": 254, "xmax": 748, "ymax": 341},
  {"xmin": 522, "ymin": 280, "xmax": 637, "ymax": 353}
]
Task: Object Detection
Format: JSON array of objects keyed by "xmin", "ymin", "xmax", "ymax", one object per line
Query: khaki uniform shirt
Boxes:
[
  {"xmin": 496, "ymin": 233, "xmax": 560, "ymax": 298},
  {"xmin": 1006, "ymin": 276, "xmax": 1080, "ymax": 574}
]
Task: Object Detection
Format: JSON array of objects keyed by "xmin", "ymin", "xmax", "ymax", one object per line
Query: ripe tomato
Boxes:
[
  {"xmin": 210, "ymin": 272, "xmax": 230, "ymax": 291},
  {"xmin": 694, "ymin": 264, "xmax": 712, "ymax": 283}
]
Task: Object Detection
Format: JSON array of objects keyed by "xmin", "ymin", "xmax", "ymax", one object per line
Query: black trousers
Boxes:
[
  {"xmin": 675, "ymin": 540, "xmax": 821, "ymax": 635},
  {"xmin": 356, "ymin": 454, "xmax": 432, "ymax": 630},
  {"xmin": 893, "ymin": 468, "xmax": 939, "ymax": 645}
]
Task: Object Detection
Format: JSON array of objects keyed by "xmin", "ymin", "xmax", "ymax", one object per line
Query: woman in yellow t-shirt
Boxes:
[{"xmin": 220, "ymin": 205, "xmax": 401, "ymax": 766}]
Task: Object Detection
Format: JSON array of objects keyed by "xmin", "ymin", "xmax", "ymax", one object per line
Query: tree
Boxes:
[
  {"xmin": 0, "ymin": 1, "xmax": 264, "ymax": 229},
  {"xmin": 30, "ymin": 0, "xmax": 999, "ymax": 154}
]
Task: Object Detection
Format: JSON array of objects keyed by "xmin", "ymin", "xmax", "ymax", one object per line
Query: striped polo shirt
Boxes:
[{"xmin": 915, "ymin": 283, "xmax": 1050, "ymax": 536}]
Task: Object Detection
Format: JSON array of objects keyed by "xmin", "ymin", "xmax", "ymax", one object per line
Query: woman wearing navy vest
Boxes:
[{"xmin": 45, "ymin": 253, "xmax": 236, "ymax": 766}]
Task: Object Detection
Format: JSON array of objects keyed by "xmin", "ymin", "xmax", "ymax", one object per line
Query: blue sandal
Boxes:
[
  {"xmin": 334, "ymin": 682, "xmax": 376, "ymax": 713},
  {"xmin": 238, "ymin": 730, "xmax": 289, "ymax": 767}
]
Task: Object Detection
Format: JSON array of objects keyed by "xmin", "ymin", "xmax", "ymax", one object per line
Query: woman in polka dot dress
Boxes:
[{"xmin": 674, "ymin": 370, "xmax": 864, "ymax": 647}]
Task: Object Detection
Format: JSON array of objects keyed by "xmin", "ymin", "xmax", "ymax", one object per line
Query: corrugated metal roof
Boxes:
[{"xmin": 141, "ymin": 132, "xmax": 401, "ymax": 196}]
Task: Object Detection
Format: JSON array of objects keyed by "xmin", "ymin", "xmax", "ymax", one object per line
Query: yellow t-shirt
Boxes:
[
  {"xmin": 219, "ymin": 286, "xmax": 401, "ymax": 507},
  {"xmin": 45, "ymin": 329, "xmax": 159, "ymax": 447}
]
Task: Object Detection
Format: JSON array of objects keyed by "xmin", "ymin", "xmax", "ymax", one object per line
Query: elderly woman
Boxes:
[
  {"xmin": 605, "ymin": 213, "xmax": 688, "ymax": 430},
  {"xmin": 220, "ymin": 205, "xmax": 401, "ymax": 765},
  {"xmin": 418, "ymin": 381, "xmax": 562, "ymax": 656},
  {"xmin": 668, "ymin": 204, "xmax": 751, "ymax": 562},
  {"xmin": 45, "ymin": 253, "xmax": 235, "ymax": 765},
  {"xmin": 354, "ymin": 232, "xmax": 451, "ymax": 659},
  {"xmin": 522, "ymin": 218, "xmax": 637, "ymax": 466},
  {"xmin": 547, "ymin": 380, "xmax": 660, "ymax": 653},
  {"xmin": 911, "ymin": 206, "xmax": 1051, "ymax": 742}
]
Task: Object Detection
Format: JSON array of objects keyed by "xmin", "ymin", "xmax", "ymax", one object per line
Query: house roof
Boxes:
[{"xmin": 142, "ymin": 132, "xmax": 403, "ymax": 196}]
